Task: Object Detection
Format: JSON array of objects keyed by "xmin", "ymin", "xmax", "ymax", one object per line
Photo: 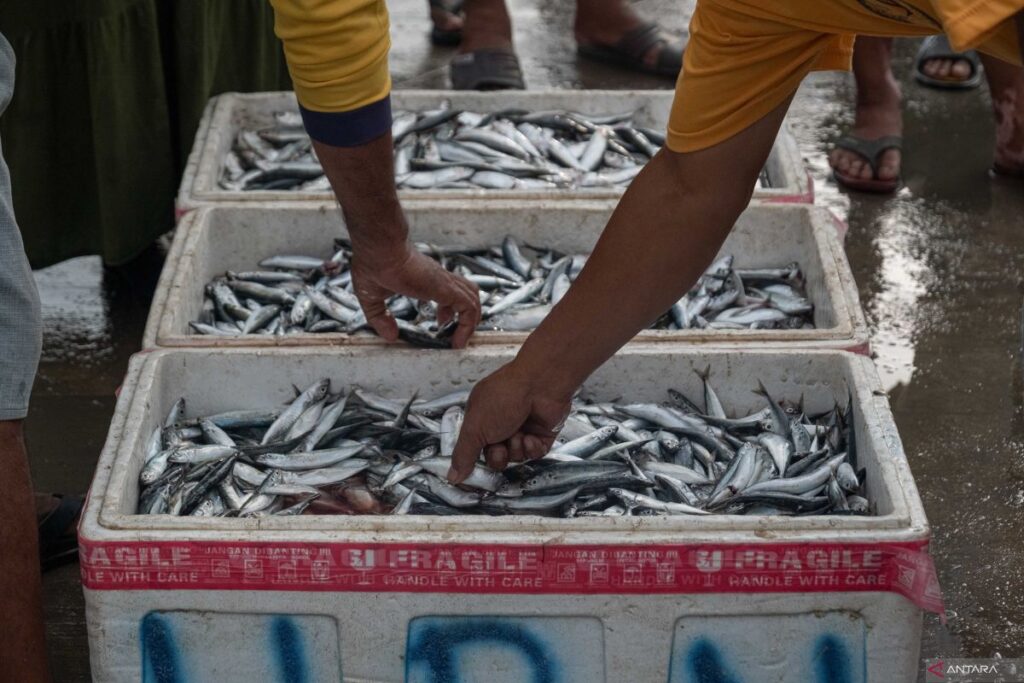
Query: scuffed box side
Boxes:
[
  {"xmin": 81, "ymin": 347, "xmax": 929, "ymax": 681},
  {"xmin": 759, "ymin": 129, "xmax": 815, "ymax": 205},
  {"xmin": 85, "ymin": 589, "xmax": 920, "ymax": 682},
  {"xmin": 174, "ymin": 95, "xmax": 218, "ymax": 220},
  {"xmin": 85, "ymin": 347, "xmax": 925, "ymax": 539},
  {"xmin": 176, "ymin": 90, "xmax": 810, "ymax": 211},
  {"xmin": 145, "ymin": 203, "xmax": 866, "ymax": 351}
]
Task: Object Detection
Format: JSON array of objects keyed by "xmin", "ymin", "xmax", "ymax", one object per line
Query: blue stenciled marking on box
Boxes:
[
  {"xmin": 813, "ymin": 634, "xmax": 854, "ymax": 683},
  {"xmin": 141, "ymin": 612, "xmax": 340, "ymax": 682},
  {"xmin": 406, "ymin": 616, "xmax": 605, "ymax": 683},
  {"xmin": 270, "ymin": 616, "xmax": 310, "ymax": 683},
  {"xmin": 141, "ymin": 613, "xmax": 184, "ymax": 683},
  {"xmin": 669, "ymin": 613, "xmax": 865, "ymax": 683},
  {"xmin": 685, "ymin": 640, "xmax": 742, "ymax": 683},
  {"xmin": 137, "ymin": 608, "xmax": 863, "ymax": 682}
]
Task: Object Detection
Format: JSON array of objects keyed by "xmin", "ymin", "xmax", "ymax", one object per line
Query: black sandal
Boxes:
[
  {"xmin": 38, "ymin": 494, "xmax": 83, "ymax": 572},
  {"xmin": 577, "ymin": 22, "xmax": 686, "ymax": 78},
  {"xmin": 429, "ymin": 0, "xmax": 464, "ymax": 47},
  {"xmin": 449, "ymin": 47, "xmax": 525, "ymax": 90}
]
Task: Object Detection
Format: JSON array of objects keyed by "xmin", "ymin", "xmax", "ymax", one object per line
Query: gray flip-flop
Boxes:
[
  {"xmin": 832, "ymin": 135, "xmax": 903, "ymax": 194},
  {"xmin": 914, "ymin": 35, "xmax": 983, "ymax": 90},
  {"xmin": 577, "ymin": 22, "xmax": 685, "ymax": 78},
  {"xmin": 449, "ymin": 48, "xmax": 525, "ymax": 90}
]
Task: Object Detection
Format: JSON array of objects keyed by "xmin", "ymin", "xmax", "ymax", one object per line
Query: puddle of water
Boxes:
[{"xmin": 793, "ymin": 42, "xmax": 1024, "ymax": 675}]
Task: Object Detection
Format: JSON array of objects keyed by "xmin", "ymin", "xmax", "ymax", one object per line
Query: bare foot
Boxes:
[
  {"xmin": 921, "ymin": 57, "xmax": 974, "ymax": 83},
  {"xmin": 993, "ymin": 90, "xmax": 1024, "ymax": 176},
  {"xmin": 829, "ymin": 75, "xmax": 903, "ymax": 184},
  {"xmin": 428, "ymin": 0, "xmax": 463, "ymax": 36},
  {"xmin": 574, "ymin": 0, "xmax": 677, "ymax": 70},
  {"xmin": 983, "ymin": 56, "xmax": 1024, "ymax": 177}
]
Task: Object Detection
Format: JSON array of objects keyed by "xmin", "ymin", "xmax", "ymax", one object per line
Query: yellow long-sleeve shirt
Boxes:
[{"xmin": 269, "ymin": 0, "xmax": 393, "ymax": 146}]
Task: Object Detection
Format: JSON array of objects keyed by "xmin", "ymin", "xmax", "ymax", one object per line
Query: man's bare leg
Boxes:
[
  {"xmin": 458, "ymin": 0, "xmax": 514, "ymax": 54},
  {"xmin": 0, "ymin": 421, "xmax": 51, "ymax": 683},
  {"xmin": 979, "ymin": 54, "xmax": 1024, "ymax": 175},
  {"xmin": 0, "ymin": 30, "xmax": 49, "ymax": 682},
  {"xmin": 829, "ymin": 36, "xmax": 903, "ymax": 184}
]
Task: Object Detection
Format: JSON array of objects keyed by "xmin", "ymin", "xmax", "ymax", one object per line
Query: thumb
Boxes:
[{"xmin": 356, "ymin": 286, "xmax": 399, "ymax": 342}]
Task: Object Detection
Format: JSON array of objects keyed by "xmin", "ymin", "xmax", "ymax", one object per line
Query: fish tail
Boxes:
[{"xmin": 696, "ymin": 364, "xmax": 711, "ymax": 383}]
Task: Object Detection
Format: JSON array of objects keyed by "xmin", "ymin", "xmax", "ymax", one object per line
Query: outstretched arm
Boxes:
[
  {"xmin": 269, "ymin": 0, "xmax": 480, "ymax": 346},
  {"xmin": 449, "ymin": 95, "xmax": 794, "ymax": 481}
]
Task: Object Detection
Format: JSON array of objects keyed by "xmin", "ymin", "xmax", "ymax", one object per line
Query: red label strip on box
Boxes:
[{"xmin": 79, "ymin": 539, "xmax": 945, "ymax": 616}]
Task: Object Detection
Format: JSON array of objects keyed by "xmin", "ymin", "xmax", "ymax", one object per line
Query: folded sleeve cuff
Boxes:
[{"xmin": 299, "ymin": 95, "xmax": 392, "ymax": 147}]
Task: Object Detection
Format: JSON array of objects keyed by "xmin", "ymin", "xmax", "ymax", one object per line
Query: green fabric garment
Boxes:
[
  {"xmin": 0, "ymin": 0, "xmax": 291, "ymax": 268},
  {"xmin": 156, "ymin": 0, "xmax": 292, "ymax": 169}
]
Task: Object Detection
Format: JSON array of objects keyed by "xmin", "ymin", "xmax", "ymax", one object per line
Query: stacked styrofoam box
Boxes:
[
  {"xmin": 143, "ymin": 202, "xmax": 868, "ymax": 352},
  {"xmin": 81, "ymin": 347, "xmax": 932, "ymax": 682},
  {"xmin": 88, "ymin": 83, "xmax": 933, "ymax": 683},
  {"xmin": 175, "ymin": 90, "xmax": 813, "ymax": 216}
]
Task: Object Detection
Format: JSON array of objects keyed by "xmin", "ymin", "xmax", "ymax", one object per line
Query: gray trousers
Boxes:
[{"xmin": 0, "ymin": 33, "xmax": 41, "ymax": 420}]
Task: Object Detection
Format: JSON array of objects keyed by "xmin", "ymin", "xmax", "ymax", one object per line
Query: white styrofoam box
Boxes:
[
  {"xmin": 90, "ymin": 591, "xmax": 917, "ymax": 683},
  {"xmin": 80, "ymin": 346, "xmax": 936, "ymax": 682},
  {"xmin": 175, "ymin": 90, "xmax": 813, "ymax": 215},
  {"xmin": 143, "ymin": 202, "xmax": 869, "ymax": 351}
]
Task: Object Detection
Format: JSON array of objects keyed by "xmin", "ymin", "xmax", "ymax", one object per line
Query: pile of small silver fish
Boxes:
[
  {"xmin": 190, "ymin": 237, "xmax": 814, "ymax": 344},
  {"xmin": 136, "ymin": 374, "xmax": 867, "ymax": 518},
  {"xmin": 221, "ymin": 107, "xmax": 773, "ymax": 192}
]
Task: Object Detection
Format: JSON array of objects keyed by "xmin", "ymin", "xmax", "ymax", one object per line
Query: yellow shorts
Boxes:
[{"xmin": 668, "ymin": 0, "xmax": 1024, "ymax": 152}]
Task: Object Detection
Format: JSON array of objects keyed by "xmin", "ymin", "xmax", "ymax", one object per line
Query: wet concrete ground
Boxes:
[{"xmin": 25, "ymin": 1, "xmax": 1023, "ymax": 680}]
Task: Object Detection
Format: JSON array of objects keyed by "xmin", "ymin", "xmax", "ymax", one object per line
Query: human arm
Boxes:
[
  {"xmin": 312, "ymin": 131, "xmax": 481, "ymax": 347},
  {"xmin": 268, "ymin": 0, "xmax": 480, "ymax": 346},
  {"xmin": 448, "ymin": 95, "xmax": 794, "ymax": 481}
]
